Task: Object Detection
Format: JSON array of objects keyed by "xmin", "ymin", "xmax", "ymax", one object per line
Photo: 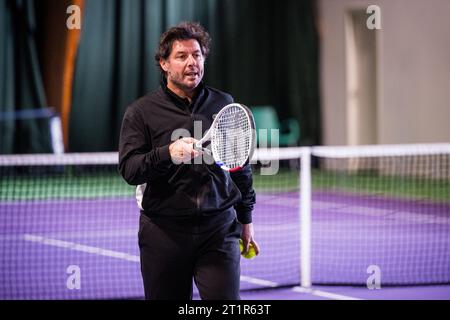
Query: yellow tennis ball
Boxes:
[{"xmin": 239, "ymin": 239, "xmax": 256, "ymax": 259}]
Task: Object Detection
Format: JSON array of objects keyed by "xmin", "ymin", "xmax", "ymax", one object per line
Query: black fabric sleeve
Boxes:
[
  {"xmin": 118, "ymin": 108, "xmax": 172, "ymax": 186},
  {"xmin": 230, "ymin": 163, "xmax": 256, "ymax": 224}
]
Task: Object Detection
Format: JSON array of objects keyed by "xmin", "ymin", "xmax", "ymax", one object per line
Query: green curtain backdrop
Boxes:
[
  {"xmin": 208, "ymin": 0, "xmax": 321, "ymax": 146},
  {"xmin": 0, "ymin": 0, "xmax": 52, "ymax": 154},
  {"xmin": 69, "ymin": 0, "xmax": 320, "ymax": 152}
]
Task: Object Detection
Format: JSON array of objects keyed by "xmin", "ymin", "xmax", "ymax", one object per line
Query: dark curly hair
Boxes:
[{"xmin": 155, "ymin": 22, "xmax": 211, "ymax": 76}]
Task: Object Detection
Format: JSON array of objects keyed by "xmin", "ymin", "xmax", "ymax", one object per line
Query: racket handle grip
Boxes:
[{"xmin": 193, "ymin": 143, "xmax": 212, "ymax": 156}]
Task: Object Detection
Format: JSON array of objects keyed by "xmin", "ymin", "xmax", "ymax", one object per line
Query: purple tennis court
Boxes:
[{"xmin": 2, "ymin": 177, "xmax": 449, "ymax": 300}]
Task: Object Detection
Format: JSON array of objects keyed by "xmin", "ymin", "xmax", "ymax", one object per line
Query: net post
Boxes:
[
  {"xmin": 50, "ymin": 114, "xmax": 64, "ymax": 154},
  {"xmin": 300, "ymin": 147, "xmax": 312, "ymax": 288}
]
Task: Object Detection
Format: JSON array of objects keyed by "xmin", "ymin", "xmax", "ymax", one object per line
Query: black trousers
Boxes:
[{"xmin": 138, "ymin": 213, "xmax": 242, "ymax": 300}]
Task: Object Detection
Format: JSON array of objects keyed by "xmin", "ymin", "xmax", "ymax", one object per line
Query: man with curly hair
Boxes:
[{"xmin": 119, "ymin": 22, "xmax": 259, "ymax": 300}]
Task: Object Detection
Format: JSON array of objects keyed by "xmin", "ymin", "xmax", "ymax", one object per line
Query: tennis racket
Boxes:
[{"xmin": 194, "ymin": 103, "xmax": 255, "ymax": 172}]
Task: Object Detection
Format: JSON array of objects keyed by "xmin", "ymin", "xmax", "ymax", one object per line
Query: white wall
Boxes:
[{"xmin": 319, "ymin": 0, "xmax": 450, "ymax": 145}]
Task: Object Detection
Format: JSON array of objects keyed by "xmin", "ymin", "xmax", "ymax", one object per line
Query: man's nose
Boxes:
[{"xmin": 187, "ymin": 54, "xmax": 197, "ymax": 66}]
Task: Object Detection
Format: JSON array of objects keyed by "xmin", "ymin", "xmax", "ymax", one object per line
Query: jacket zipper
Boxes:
[{"xmin": 191, "ymin": 112, "xmax": 201, "ymax": 212}]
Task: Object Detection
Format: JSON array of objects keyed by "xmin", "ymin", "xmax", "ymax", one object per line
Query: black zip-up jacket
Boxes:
[{"xmin": 118, "ymin": 81, "xmax": 255, "ymax": 229}]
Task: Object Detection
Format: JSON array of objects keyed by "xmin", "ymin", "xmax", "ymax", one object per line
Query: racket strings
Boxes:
[{"xmin": 211, "ymin": 105, "xmax": 252, "ymax": 169}]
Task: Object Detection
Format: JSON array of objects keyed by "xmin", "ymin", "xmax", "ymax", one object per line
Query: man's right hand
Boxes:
[{"xmin": 169, "ymin": 137, "xmax": 201, "ymax": 164}]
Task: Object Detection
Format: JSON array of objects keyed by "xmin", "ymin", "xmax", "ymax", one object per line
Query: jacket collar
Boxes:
[{"xmin": 160, "ymin": 77, "xmax": 205, "ymax": 110}]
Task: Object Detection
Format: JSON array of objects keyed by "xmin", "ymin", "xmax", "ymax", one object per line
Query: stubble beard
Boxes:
[{"xmin": 167, "ymin": 70, "xmax": 203, "ymax": 95}]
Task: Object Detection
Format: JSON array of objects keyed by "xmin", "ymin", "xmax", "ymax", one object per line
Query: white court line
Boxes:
[
  {"xmin": 240, "ymin": 275, "xmax": 278, "ymax": 288},
  {"xmin": 292, "ymin": 286, "xmax": 362, "ymax": 300},
  {"xmin": 23, "ymin": 233, "xmax": 362, "ymax": 300},
  {"xmin": 28, "ymin": 229, "xmax": 137, "ymax": 239},
  {"xmin": 0, "ymin": 229, "xmax": 136, "ymax": 241},
  {"xmin": 23, "ymin": 234, "xmax": 140, "ymax": 262}
]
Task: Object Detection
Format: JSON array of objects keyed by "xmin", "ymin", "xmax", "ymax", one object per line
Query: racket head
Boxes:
[{"xmin": 209, "ymin": 103, "xmax": 256, "ymax": 172}]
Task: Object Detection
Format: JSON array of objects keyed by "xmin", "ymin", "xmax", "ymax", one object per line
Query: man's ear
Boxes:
[{"xmin": 160, "ymin": 59, "xmax": 169, "ymax": 72}]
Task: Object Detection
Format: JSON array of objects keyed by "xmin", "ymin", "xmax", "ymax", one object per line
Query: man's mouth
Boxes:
[{"xmin": 185, "ymin": 71, "xmax": 199, "ymax": 78}]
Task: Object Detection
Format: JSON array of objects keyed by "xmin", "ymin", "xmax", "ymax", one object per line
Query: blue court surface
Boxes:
[
  {"xmin": 236, "ymin": 285, "xmax": 450, "ymax": 300},
  {"xmin": 2, "ymin": 189, "xmax": 449, "ymax": 300}
]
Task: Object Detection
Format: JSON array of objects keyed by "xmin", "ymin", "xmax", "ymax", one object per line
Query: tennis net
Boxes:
[
  {"xmin": 307, "ymin": 143, "xmax": 450, "ymax": 286},
  {"xmin": 0, "ymin": 143, "xmax": 449, "ymax": 299}
]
